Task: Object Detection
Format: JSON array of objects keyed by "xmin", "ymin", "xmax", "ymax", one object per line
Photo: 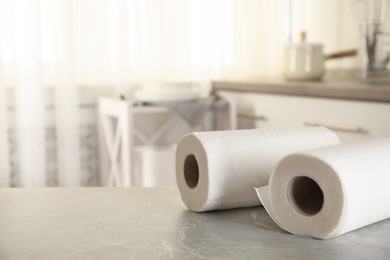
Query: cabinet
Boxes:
[
  {"xmin": 218, "ymin": 89, "xmax": 390, "ymax": 144},
  {"xmin": 252, "ymin": 94, "xmax": 289, "ymax": 129},
  {"xmin": 288, "ymin": 96, "xmax": 390, "ymax": 143}
]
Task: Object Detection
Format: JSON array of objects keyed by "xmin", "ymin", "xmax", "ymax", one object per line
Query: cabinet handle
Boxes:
[
  {"xmin": 304, "ymin": 121, "xmax": 363, "ymax": 133},
  {"xmin": 238, "ymin": 113, "xmax": 267, "ymax": 121}
]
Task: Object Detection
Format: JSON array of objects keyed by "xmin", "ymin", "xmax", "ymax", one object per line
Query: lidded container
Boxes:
[{"xmin": 283, "ymin": 32, "xmax": 325, "ymax": 81}]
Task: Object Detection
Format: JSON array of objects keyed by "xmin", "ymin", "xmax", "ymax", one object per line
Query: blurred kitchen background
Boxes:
[{"xmin": 0, "ymin": 0, "xmax": 388, "ymax": 187}]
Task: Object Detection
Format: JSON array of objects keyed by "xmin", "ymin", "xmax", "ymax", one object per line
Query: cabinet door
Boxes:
[
  {"xmin": 254, "ymin": 94, "xmax": 289, "ymax": 128},
  {"xmin": 220, "ymin": 92, "xmax": 289, "ymax": 129},
  {"xmin": 289, "ymin": 96, "xmax": 390, "ymax": 143}
]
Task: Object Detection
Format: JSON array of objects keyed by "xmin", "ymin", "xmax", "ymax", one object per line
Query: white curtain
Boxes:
[{"xmin": 0, "ymin": 0, "xmax": 358, "ymax": 187}]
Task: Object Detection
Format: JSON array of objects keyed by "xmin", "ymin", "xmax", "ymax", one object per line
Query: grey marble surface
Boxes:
[{"xmin": 0, "ymin": 187, "xmax": 389, "ymax": 259}]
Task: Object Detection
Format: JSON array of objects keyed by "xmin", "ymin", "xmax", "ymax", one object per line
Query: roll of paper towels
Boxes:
[
  {"xmin": 256, "ymin": 137, "xmax": 390, "ymax": 239},
  {"xmin": 176, "ymin": 127, "xmax": 340, "ymax": 212}
]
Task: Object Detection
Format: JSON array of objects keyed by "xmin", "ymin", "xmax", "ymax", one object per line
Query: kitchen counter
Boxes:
[
  {"xmin": 1, "ymin": 187, "xmax": 390, "ymax": 259},
  {"xmin": 212, "ymin": 74, "xmax": 390, "ymax": 103}
]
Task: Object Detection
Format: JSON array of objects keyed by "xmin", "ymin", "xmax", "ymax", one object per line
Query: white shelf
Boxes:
[{"xmin": 98, "ymin": 97, "xmax": 236, "ymax": 187}]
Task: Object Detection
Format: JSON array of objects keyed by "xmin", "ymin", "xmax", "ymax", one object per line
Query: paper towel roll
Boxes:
[
  {"xmin": 256, "ymin": 137, "xmax": 390, "ymax": 239},
  {"xmin": 176, "ymin": 127, "xmax": 340, "ymax": 212}
]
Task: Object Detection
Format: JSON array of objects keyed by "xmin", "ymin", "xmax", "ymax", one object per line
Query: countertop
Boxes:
[
  {"xmin": 212, "ymin": 73, "xmax": 390, "ymax": 103},
  {"xmin": 1, "ymin": 187, "xmax": 390, "ymax": 259}
]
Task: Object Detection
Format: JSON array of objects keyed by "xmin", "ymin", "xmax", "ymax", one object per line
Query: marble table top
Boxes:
[{"xmin": 0, "ymin": 187, "xmax": 389, "ymax": 259}]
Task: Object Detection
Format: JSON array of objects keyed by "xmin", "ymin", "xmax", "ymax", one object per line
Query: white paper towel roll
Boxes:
[
  {"xmin": 176, "ymin": 127, "xmax": 340, "ymax": 212},
  {"xmin": 256, "ymin": 137, "xmax": 390, "ymax": 239}
]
